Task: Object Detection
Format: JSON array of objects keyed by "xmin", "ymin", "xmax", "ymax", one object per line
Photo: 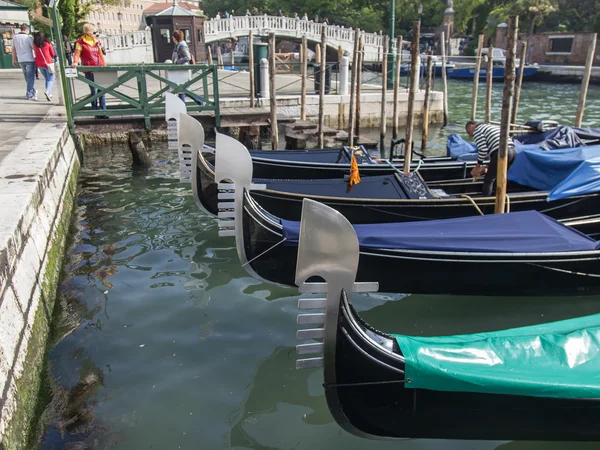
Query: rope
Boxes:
[
  {"xmin": 324, "ymin": 379, "xmax": 409, "ymax": 388},
  {"xmin": 459, "ymin": 194, "xmax": 484, "ymax": 215},
  {"xmin": 528, "ymin": 263, "xmax": 600, "ymax": 278},
  {"xmin": 241, "ymin": 237, "xmax": 287, "ymax": 267}
]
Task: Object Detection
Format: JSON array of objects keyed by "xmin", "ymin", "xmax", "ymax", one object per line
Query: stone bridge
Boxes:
[{"xmin": 203, "ymin": 16, "xmax": 386, "ymax": 62}]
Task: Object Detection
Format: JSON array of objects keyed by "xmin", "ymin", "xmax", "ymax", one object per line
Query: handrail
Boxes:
[{"xmin": 203, "ymin": 15, "xmax": 383, "ymax": 62}]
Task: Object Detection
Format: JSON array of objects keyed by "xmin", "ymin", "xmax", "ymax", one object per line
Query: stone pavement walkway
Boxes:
[{"xmin": 0, "ymin": 68, "xmax": 63, "ymax": 164}]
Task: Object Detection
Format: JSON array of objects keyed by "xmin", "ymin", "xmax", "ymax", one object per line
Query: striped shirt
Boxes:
[{"xmin": 473, "ymin": 124, "xmax": 514, "ymax": 164}]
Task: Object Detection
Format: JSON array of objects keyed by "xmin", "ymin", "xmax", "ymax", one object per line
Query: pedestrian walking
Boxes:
[
  {"xmin": 63, "ymin": 34, "xmax": 73, "ymax": 65},
  {"xmin": 11, "ymin": 23, "xmax": 37, "ymax": 100},
  {"xmin": 72, "ymin": 23, "xmax": 108, "ymax": 118},
  {"xmin": 171, "ymin": 30, "xmax": 205, "ymax": 106},
  {"xmin": 33, "ymin": 31, "xmax": 56, "ymax": 102}
]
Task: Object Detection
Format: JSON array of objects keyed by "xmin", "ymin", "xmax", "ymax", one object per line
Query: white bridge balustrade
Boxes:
[
  {"xmin": 204, "ymin": 16, "xmax": 384, "ymax": 62},
  {"xmin": 101, "ymin": 30, "xmax": 154, "ymax": 64}
]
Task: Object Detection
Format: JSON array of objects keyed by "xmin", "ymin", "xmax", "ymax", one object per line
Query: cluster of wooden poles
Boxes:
[
  {"xmin": 242, "ymin": 23, "xmax": 451, "ymax": 158},
  {"xmin": 225, "ymin": 20, "xmax": 596, "ymax": 216}
]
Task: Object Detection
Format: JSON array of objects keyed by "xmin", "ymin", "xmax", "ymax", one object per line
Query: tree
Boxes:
[{"xmin": 487, "ymin": 0, "xmax": 557, "ymax": 35}]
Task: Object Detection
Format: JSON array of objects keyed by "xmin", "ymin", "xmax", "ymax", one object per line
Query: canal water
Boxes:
[{"xmin": 39, "ymin": 80, "xmax": 600, "ymax": 450}]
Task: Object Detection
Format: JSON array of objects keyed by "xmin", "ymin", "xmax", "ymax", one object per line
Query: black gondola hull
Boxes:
[
  {"xmin": 329, "ymin": 299, "xmax": 600, "ymax": 440},
  {"xmin": 243, "ymin": 194, "xmax": 600, "ymax": 296}
]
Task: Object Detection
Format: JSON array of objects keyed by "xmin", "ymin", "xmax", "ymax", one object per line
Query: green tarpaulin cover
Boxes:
[{"xmin": 394, "ymin": 313, "xmax": 600, "ymax": 399}]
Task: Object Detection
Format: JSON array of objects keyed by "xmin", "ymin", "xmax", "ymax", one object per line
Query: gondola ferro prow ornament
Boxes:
[
  {"xmin": 180, "ymin": 113, "xmax": 208, "ymax": 213},
  {"xmin": 213, "ymin": 132, "xmax": 267, "ymax": 278},
  {"xmin": 166, "ymin": 95, "xmax": 192, "ymax": 182}
]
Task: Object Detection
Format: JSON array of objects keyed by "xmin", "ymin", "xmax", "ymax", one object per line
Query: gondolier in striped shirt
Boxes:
[{"xmin": 466, "ymin": 121, "xmax": 517, "ymax": 196}]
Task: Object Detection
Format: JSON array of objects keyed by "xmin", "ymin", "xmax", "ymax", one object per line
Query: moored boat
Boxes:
[{"xmin": 293, "ymin": 198, "xmax": 600, "ymax": 440}]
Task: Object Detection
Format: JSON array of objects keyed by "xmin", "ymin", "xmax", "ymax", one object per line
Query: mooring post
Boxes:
[
  {"xmin": 318, "ymin": 26, "xmax": 327, "ymax": 148},
  {"xmin": 260, "ymin": 58, "xmax": 269, "ymax": 99},
  {"xmin": 485, "ymin": 46, "xmax": 494, "ymax": 124},
  {"xmin": 348, "ymin": 28, "xmax": 360, "ymax": 146},
  {"xmin": 301, "ymin": 36, "xmax": 308, "ymax": 120},
  {"xmin": 440, "ymin": 31, "xmax": 449, "ymax": 126},
  {"xmin": 403, "ymin": 21, "xmax": 420, "ymax": 172},
  {"xmin": 511, "ymin": 41, "xmax": 527, "ymax": 125},
  {"xmin": 268, "ymin": 32, "xmax": 279, "ymax": 150},
  {"xmin": 421, "ymin": 55, "xmax": 433, "ymax": 152},
  {"xmin": 340, "ymin": 56, "xmax": 349, "ymax": 95},
  {"xmin": 380, "ymin": 36, "xmax": 389, "ymax": 156},
  {"xmin": 207, "ymin": 45, "xmax": 213, "ymax": 65},
  {"xmin": 575, "ymin": 33, "xmax": 597, "ymax": 127},
  {"xmin": 392, "ymin": 36, "xmax": 403, "ymax": 140},
  {"xmin": 249, "ymin": 31, "xmax": 255, "ymax": 108},
  {"xmin": 356, "ymin": 36, "xmax": 364, "ymax": 139},
  {"xmin": 217, "ymin": 45, "xmax": 223, "ymax": 68},
  {"xmin": 471, "ymin": 34, "xmax": 485, "ymax": 121},
  {"xmin": 495, "ymin": 16, "xmax": 518, "ymax": 215}
]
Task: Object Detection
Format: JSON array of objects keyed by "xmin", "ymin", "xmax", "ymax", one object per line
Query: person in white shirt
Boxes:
[{"xmin": 11, "ymin": 23, "xmax": 37, "ymax": 100}]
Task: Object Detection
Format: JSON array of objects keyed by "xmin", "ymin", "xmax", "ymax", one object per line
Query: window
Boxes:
[
  {"xmin": 181, "ymin": 28, "xmax": 191, "ymax": 43},
  {"xmin": 160, "ymin": 28, "xmax": 171, "ymax": 44},
  {"xmin": 548, "ymin": 35, "xmax": 574, "ymax": 54},
  {"xmin": 197, "ymin": 29, "xmax": 203, "ymax": 43}
]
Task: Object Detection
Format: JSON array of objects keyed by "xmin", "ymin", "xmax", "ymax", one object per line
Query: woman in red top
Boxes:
[{"xmin": 33, "ymin": 31, "xmax": 56, "ymax": 101}]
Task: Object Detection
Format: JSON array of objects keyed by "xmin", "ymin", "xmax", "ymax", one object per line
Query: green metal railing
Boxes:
[
  {"xmin": 49, "ymin": 2, "xmax": 220, "ymax": 132},
  {"xmin": 68, "ymin": 64, "xmax": 220, "ymax": 130}
]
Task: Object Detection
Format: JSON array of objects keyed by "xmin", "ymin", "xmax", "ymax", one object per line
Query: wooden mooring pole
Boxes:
[
  {"xmin": 470, "ymin": 34, "xmax": 484, "ymax": 121},
  {"xmin": 356, "ymin": 36, "xmax": 363, "ymax": 139},
  {"xmin": 301, "ymin": 36, "xmax": 308, "ymax": 120},
  {"xmin": 248, "ymin": 31, "xmax": 255, "ymax": 108},
  {"xmin": 207, "ymin": 46, "xmax": 213, "ymax": 65},
  {"xmin": 348, "ymin": 28, "xmax": 360, "ymax": 146},
  {"xmin": 403, "ymin": 21, "xmax": 420, "ymax": 172},
  {"xmin": 392, "ymin": 36, "xmax": 403, "ymax": 140},
  {"xmin": 380, "ymin": 36, "xmax": 389, "ymax": 156},
  {"xmin": 318, "ymin": 26, "xmax": 327, "ymax": 148},
  {"xmin": 216, "ymin": 45, "xmax": 223, "ymax": 68},
  {"xmin": 575, "ymin": 33, "xmax": 597, "ymax": 127},
  {"xmin": 485, "ymin": 46, "xmax": 494, "ymax": 123},
  {"xmin": 495, "ymin": 16, "xmax": 518, "ymax": 215},
  {"xmin": 440, "ymin": 31, "xmax": 449, "ymax": 126},
  {"xmin": 511, "ymin": 41, "xmax": 527, "ymax": 125},
  {"xmin": 268, "ymin": 32, "xmax": 279, "ymax": 150},
  {"xmin": 421, "ymin": 55, "xmax": 433, "ymax": 152}
]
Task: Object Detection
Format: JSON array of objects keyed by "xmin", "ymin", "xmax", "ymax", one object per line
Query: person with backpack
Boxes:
[
  {"xmin": 72, "ymin": 23, "xmax": 108, "ymax": 117},
  {"xmin": 63, "ymin": 34, "xmax": 73, "ymax": 65},
  {"xmin": 33, "ymin": 31, "xmax": 56, "ymax": 101}
]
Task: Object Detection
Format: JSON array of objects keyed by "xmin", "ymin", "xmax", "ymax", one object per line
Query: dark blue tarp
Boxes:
[
  {"xmin": 508, "ymin": 145, "xmax": 600, "ymax": 201},
  {"xmin": 281, "ymin": 210, "xmax": 599, "ymax": 253},
  {"xmin": 250, "ymin": 149, "xmax": 351, "ymax": 163},
  {"xmin": 447, "ymin": 133, "xmax": 477, "ymax": 159},
  {"xmin": 514, "ymin": 126, "xmax": 583, "ymax": 150},
  {"xmin": 249, "ymin": 148, "xmax": 376, "ymax": 165},
  {"xmin": 260, "ymin": 175, "xmax": 408, "ymax": 199}
]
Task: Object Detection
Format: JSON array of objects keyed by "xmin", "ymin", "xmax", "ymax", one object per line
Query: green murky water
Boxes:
[{"xmin": 39, "ymin": 80, "xmax": 600, "ymax": 449}]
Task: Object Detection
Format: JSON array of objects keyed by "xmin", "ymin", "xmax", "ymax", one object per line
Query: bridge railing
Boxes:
[{"xmin": 203, "ymin": 16, "xmax": 384, "ymax": 62}]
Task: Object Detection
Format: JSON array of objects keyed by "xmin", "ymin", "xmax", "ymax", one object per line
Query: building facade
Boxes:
[{"xmin": 80, "ymin": 0, "xmax": 169, "ymax": 35}]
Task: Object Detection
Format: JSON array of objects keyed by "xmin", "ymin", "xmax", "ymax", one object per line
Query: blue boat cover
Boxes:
[
  {"xmin": 282, "ymin": 210, "xmax": 599, "ymax": 253},
  {"xmin": 508, "ymin": 145, "xmax": 600, "ymax": 201},
  {"xmin": 447, "ymin": 133, "xmax": 477, "ymax": 159},
  {"xmin": 259, "ymin": 174, "xmax": 408, "ymax": 199},
  {"xmin": 514, "ymin": 126, "xmax": 584, "ymax": 150},
  {"xmin": 249, "ymin": 148, "xmax": 376, "ymax": 165}
]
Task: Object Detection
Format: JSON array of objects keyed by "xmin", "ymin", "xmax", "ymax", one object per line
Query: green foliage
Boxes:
[{"xmin": 58, "ymin": 0, "xmax": 76, "ymax": 39}]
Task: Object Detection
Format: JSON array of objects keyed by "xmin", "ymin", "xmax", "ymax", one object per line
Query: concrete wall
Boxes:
[
  {"xmin": 0, "ymin": 111, "xmax": 79, "ymax": 449},
  {"xmin": 519, "ymin": 32, "xmax": 600, "ymax": 66},
  {"xmin": 220, "ymin": 90, "xmax": 444, "ymax": 129}
]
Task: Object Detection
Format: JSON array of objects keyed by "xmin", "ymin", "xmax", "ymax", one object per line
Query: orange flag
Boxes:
[{"xmin": 348, "ymin": 151, "xmax": 361, "ymax": 191}]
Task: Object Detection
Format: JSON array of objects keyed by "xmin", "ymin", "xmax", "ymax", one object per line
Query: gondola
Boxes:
[
  {"xmin": 193, "ymin": 129, "xmax": 600, "ymax": 228},
  {"xmin": 237, "ymin": 192, "xmax": 600, "ymax": 296},
  {"xmin": 293, "ymin": 199, "xmax": 600, "ymax": 440}
]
